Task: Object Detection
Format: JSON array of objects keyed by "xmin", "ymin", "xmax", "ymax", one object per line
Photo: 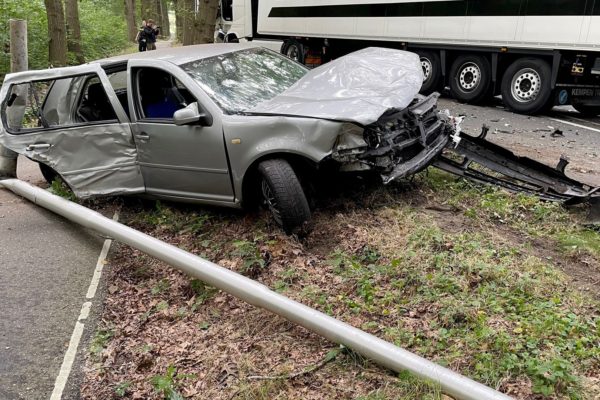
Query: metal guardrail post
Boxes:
[{"xmin": 0, "ymin": 179, "xmax": 513, "ymax": 400}]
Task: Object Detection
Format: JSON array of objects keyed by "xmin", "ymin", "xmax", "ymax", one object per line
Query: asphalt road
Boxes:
[
  {"xmin": 0, "ymin": 157, "xmax": 105, "ymax": 400},
  {"xmin": 441, "ymin": 97, "xmax": 600, "ymax": 187}
]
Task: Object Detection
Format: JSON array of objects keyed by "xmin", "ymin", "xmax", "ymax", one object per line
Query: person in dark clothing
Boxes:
[
  {"xmin": 136, "ymin": 20, "xmax": 148, "ymax": 52},
  {"xmin": 146, "ymin": 19, "xmax": 160, "ymax": 51}
]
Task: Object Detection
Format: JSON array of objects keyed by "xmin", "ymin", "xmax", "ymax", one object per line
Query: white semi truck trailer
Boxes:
[{"xmin": 218, "ymin": 0, "xmax": 600, "ymax": 116}]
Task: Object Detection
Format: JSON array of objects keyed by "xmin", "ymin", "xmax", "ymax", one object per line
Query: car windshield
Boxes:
[{"xmin": 181, "ymin": 47, "xmax": 308, "ymax": 113}]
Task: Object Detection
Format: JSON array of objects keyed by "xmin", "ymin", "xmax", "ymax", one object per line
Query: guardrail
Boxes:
[{"xmin": 0, "ymin": 178, "xmax": 513, "ymax": 400}]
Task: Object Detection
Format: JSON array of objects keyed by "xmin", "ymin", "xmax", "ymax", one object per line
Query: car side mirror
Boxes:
[{"xmin": 173, "ymin": 102, "xmax": 212, "ymax": 126}]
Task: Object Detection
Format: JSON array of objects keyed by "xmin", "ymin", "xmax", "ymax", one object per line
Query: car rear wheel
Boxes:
[
  {"xmin": 501, "ymin": 58, "xmax": 552, "ymax": 115},
  {"xmin": 39, "ymin": 162, "xmax": 58, "ymax": 185},
  {"xmin": 417, "ymin": 51, "xmax": 443, "ymax": 95},
  {"xmin": 449, "ymin": 55, "xmax": 492, "ymax": 103},
  {"xmin": 257, "ymin": 159, "xmax": 311, "ymax": 234}
]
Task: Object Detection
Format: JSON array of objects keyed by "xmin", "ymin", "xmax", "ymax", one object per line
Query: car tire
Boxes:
[
  {"xmin": 257, "ymin": 159, "xmax": 311, "ymax": 234},
  {"xmin": 39, "ymin": 162, "xmax": 58, "ymax": 185},
  {"xmin": 572, "ymin": 103, "xmax": 600, "ymax": 117},
  {"xmin": 501, "ymin": 58, "xmax": 552, "ymax": 115},
  {"xmin": 417, "ymin": 51, "xmax": 443, "ymax": 95},
  {"xmin": 283, "ymin": 40, "xmax": 305, "ymax": 64},
  {"xmin": 449, "ymin": 55, "xmax": 492, "ymax": 103}
]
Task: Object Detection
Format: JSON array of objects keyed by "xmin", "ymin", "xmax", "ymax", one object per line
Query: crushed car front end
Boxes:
[{"xmin": 331, "ymin": 93, "xmax": 451, "ymax": 184}]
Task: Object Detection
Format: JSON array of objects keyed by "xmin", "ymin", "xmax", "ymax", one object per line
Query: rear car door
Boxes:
[
  {"xmin": 127, "ymin": 59, "xmax": 233, "ymax": 203},
  {"xmin": 0, "ymin": 64, "xmax": 144, "ymax": 197}
]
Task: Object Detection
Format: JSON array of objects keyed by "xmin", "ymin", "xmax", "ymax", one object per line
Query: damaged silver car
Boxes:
[
  {"xmin": 0, "ymin": 45, "xmax": 454, "ymax": 232},
  {"xmin": 2, "ymin": 44, "xmax": 596, "ymax": 232}
]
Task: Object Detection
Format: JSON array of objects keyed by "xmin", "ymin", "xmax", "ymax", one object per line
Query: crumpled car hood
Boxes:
[{"xmin": 250, "ymin": 47, "xmax": 424, "ymax": 126}]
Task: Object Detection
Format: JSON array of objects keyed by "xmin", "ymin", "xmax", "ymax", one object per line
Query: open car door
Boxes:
[{"xmin": 0, "ymin": 63, "xmax": 144, "ymax": 198}]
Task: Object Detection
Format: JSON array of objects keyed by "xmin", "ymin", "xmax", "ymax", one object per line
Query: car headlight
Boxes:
[{"xmin": 334, "ymin": 123, "xmax": 367, "ymax": 152}]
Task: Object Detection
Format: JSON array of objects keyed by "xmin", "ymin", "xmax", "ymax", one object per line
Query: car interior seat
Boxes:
[{"xmin": 78, "ymin": 82, "xmax": 117, "ymax": 122}]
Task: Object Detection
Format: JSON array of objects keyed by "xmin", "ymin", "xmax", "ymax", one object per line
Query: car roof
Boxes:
[{"xmin": 93, "ymin": 43, "xmax": 258, "ymax": 67}]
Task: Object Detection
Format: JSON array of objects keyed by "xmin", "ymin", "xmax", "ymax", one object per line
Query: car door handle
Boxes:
[
  {"xmin": 135, "ymin": 133, "xmax": 150, "ymax": 141},
  {"xmin": 25, "ymin": 143, "xmax": 50, "ymax": 151}
]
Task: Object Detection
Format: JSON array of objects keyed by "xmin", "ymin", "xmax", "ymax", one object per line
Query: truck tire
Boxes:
[
  {"xmin": 501, "ymin": 58, "xmax": 552, "ymax": 115},
  {"xmin": 282, "ymin": 40, "xmax": 305, "ymax": 64},
  {"xmin": 572, "ymin": 103, "xmax": 600, "ymax": 117},
  {"xmin": 449, "ymin": 55, "xmax": 491, "ymax": 103},
  {"xmin": 258, "ymin": 159, "xmax": 311, "ymax": 234},
  {"xmin": 418, "ymin": 51, "xmax": 443, "ymax": 94}
]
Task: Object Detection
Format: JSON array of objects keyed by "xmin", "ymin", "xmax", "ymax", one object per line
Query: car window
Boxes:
[
  {"xmin": 76, "ymin": 77, "xmax": 118, "ymax": 122},
  {"xmin": 181, "ymin": 47, "xmax": 308, "ymax": 113},
  {"xmin": 135, "ymin": 68, "xmax": 195, "ymax": 120},
  {"xmin": 2, "ymin": 73, "xmax": 117, "ymax": 134}
]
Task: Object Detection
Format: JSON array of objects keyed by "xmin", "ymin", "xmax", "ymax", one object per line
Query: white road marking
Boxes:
[
  {"xmin": 549, "ymin": 117, "xmax": 600, "ymax": 134},
  {"xmin": 50, "ymin": 212, "xmax": 118, "ymax": 400},
  {"xmin": 86, "ymin": 238, "xmax": 112, "ymax": 299},
  {"xmin": 557, "ymin": 113, "xmax": 600, "ymax": 128}
]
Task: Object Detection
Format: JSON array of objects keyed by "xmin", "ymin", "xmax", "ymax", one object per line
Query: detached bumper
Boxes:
[{"xmin": 381, "ymin": 130, "xmax": 449, "ymax": 184}]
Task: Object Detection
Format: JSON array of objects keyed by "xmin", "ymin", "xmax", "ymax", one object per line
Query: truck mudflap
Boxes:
[{"xmin": 433, "ymin": 127, "xmax": 600, "ymax": 224}]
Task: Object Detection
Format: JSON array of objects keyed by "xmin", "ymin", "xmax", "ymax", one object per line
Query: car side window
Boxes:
[
  {"xmin": 76, "ymin": 77, "xmax": 118, "ymax": 122},
  {"xmin": 2, "ymin": 73, "xmax": 117, "ymax": 134},
  {"xmin": 135, "ymin": 68, "xmax": 194, "ymax": 121}
]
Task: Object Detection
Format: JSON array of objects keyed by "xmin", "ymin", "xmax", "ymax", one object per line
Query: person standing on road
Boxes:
[
  {"xmin": 145, "ymin": 19, "xmax": 160, "ymax": 51},
  {"xmin": 135, "ymin": 20, "xmax": 148, "ymax": 52}
]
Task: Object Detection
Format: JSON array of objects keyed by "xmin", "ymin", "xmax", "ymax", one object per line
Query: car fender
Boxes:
[{"xmin": 222, "ymin": 115, "xmax": 342, "ymax": 199}]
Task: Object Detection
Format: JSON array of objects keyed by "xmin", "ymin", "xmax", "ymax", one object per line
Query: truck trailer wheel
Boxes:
[
  {"xmin": 258, "ymin": 159, "xmax": 311, "ymax": 234},
  {"xmin": 282, "ymin": 40, "xmax": 305, "ymax": 64},
  {"xmin": 449, "ymin": 55, "xmax": 491, "ymax": 103},
  {"xmin": 418, "ymin": 51, "xmax": 443, "ymax": 94},
  {"xmin": 501, "ymin": 58, "xmax": 552, "ymax": 115}
]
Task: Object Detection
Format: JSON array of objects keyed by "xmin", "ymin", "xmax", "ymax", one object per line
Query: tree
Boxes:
[
  {"xmin": 140, "ymin": 0, "xmax": 157, "ymax": 21},
  {"xmin": 44, "ymin": 0, "xmax": 67, "ymax": 66},
  {"xmin": 124, "ymin": 0, "xmax": 138, "ymax": 42},
  {"xmin": 195, "ymin": 0, "xmax": 218, "ymax": 44},
  {"xmin": 157, "ymin": 0, "xmax": 170, "ymax": 39},
  {"xmin": 181, "ymin": 0, "xmax": 195, "ymax": 45},
  {"xmin": 64, "ymin": 0, "xmax": 84, "ymax": 64},
  {"xmin": 173, "ymin": 0, "xmax": 184, "ymax": 42}
]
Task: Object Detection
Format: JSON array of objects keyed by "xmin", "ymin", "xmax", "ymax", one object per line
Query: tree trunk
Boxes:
[
  {"xmin": 64, "ymin": 0, "xmax": 85, "ymax": 64},
  {"xmin": 181, "ymin": 0, "xmax": 196, "ymax": 46},
  {"xmin": 44, "ymin": 0, "xmax": 67, "ymax": 67},
  {"xmin": 140, "ymin": 0, "xmax": 157, "ymax": 21},
  {"xmin": 173, "ymin": 0, "xmax": 184, "ymax": 42},
  {"xmin": 157, "ymin": 0, "xmax": 170, "ymax": 39},
  {"xmin": 124, "ymin": 0, "xmax": 137, "ymax": 42},
  {"xmin": 196, "ymin": 0, "xmax": 219, "ymax": 44}
]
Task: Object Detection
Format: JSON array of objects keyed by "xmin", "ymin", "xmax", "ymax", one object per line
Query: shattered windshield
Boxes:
[{"xmin": 181, "ymin": 48, "xmax": 307, "ymax": 113}]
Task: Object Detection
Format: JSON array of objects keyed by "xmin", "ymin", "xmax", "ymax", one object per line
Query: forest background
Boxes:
[{"xmin": 0, "ymin": 0, "xmax": 219, "ymax": 82}]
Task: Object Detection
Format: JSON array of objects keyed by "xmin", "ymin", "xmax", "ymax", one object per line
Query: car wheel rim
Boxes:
[
  {"xmin": 286, "ymin": 45, "xmax": 299, "ymax": 61},
  {"xmin": 421, "ymin": 57, "xmax": 433, "ymax": 83},
  {"xmin": 261, "ymin": 179, "xmax": 282, "ymax": 225},
  {"xmin": 458, "ymin": 62, "xmax": 481, "ymax": 91},
  {"xmin": 511, "ymin": 68, "xmax": 541, "ymax": 103}
]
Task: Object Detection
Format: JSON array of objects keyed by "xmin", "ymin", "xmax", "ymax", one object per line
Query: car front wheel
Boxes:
[{"xmin": 257, "ymin": 159, "xmax": 311, "ymax": 234}]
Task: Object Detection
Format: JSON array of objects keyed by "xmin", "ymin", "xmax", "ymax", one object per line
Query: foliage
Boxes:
[
  {"xmin": 0, "ymin": 0, "xmax": 48, "ymax": 80},
  {"xmin": 151, "ymin": 365, "xmax": 193, "ymax": 400},
  {"xmin": 1, "ymin": 0, "xmax": 131, "ymax": 83}
]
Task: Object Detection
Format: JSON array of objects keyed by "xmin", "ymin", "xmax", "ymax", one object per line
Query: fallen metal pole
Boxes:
[{"xmin": 0, "ymin": 179, "xmax": 512, "ymax": 400}]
